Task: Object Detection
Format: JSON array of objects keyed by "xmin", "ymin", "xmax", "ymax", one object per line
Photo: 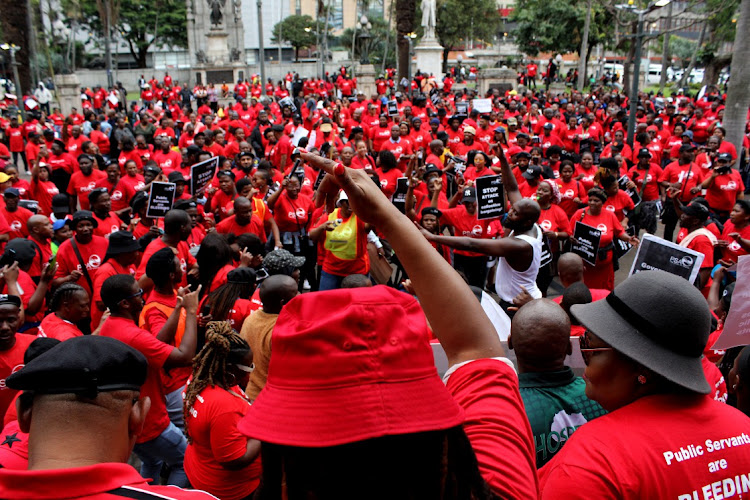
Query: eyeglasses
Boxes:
[
  {"xmin": 234, "ymin": 363, "xmax": 255, "ymax": 373},
  {"xmin": 120, "ymin": 288, "xmax": 144, "ymax": 302},
  {"xmin": 579, "ymin": 331, "xmax": 614, "ymax": 365}
]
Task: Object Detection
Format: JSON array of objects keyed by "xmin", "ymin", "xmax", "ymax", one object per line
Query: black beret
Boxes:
[{"xmin": 7, "ymin": 336, "xmax": 148, "ymax": 397}]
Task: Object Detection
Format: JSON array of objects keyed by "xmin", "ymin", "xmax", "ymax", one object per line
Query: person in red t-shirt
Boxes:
[
  {"xmin": 136, "ymin": 210, "xmax": 198, "ymax": 291},
  {"xmin": 98, "ymin": 272, "xmax": 201, "ymax": 487},
  {"xmin": 37, "ymin": 283, "xmax": 89, "ymax": 341},
  {"xmin": 89, "ymin": 188, "xmax": 124, "ymax": 237},
  {"xmin": 659, "ymin": 144, "xmax": 704, "ymax": 241},
  {"xmin": 152, "ymin": 136, "xmax": 183, "ymax": 174},
  {"xmin": 67, "ymin": 154, "xmax": 107, "ymax": 211},
  {"xmin": 52, "ymin": 211, "xmax": 109, "ymax": 309},
  {"xmin": 374, "ymin": 150, "xmax": 403, "ymax": 200},
  {"xmin": 601, "ymin": 176, "xmax": 635, "ymax": 224},
  {"xmin": 0, "ymin": 190, "xmax": 31, "ymax": 240},
  {"xmin": 216, "ymin": 197, "xmax": 267, "ymax": 243},
  {"xmin": 184, "ymin": 322, "xmax": 261, "ymax": 499},
  {"xmin": 700, "ymin": 153, "xmax": 745, "ymax": 218},
  {"xmin": 0, "ymin": 295, "xmax": 34, "ymax": 423},
  {"xmin": 675, "ymin": 202, "xmax": 715, "ymax": 293},
  {"xmin": 29, "ymin": 163, "xmax": 60, "ymax": 217},
  {"xmin": 556, "ymin": 161, "xmax": 588, "ymax": 218},
  {"xmin": 716, "ymin": 200, "xmax": 750, "ymax": 264}
]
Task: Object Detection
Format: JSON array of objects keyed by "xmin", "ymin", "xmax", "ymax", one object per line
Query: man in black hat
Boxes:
[
  {"xmin": 700, "ymin": 152, "xmax": 745, "ymax": 222},
  {"xmin": 0, "ymin": 188, "xmax": 30, "ymax": 241},
  {"xmin": 519, "ymin": 164, "xmax": 544, "ymax": 198},
  {"xmin": 674, "ymin": 200, "xmax": 716, "ymax": 290},
  {"xmin": 0, "ymin": 335, "xmax": 216, "ymax": 498},
  {"xmin": 52, "ymin": 211, "xmax": 109, "ymax": 309},
  {"xmin": 91, "ymin": 230, "xmax": 142, "ymax": 330}
]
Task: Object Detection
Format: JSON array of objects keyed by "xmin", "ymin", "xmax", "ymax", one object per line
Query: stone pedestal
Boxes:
[
  {"xmin": 356, "ymin": 63, "xmax": 378, "ymax": 97},
  {"xmin": 206, "ymin": 29, "xmax": 230, "ymax": 66},
  {"xmin": 54, "ymin": 73, "xmax": 81, "ymax": 116},
  {"xmin": 477, "ymin": 67, "xmax": 517, "ymax": 96},
  {"xmin": 414, "ymin": 36, "xmax": 444, "ymax": 79}
]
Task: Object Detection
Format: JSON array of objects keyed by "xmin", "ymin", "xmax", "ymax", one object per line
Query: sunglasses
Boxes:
[
  {"xmin": 120, "ymin": 288, "xmax": 144, "ymax": 302},
  {"xmin": 579, "ymin": 330, "xmax": 614, "ymax": 365}
]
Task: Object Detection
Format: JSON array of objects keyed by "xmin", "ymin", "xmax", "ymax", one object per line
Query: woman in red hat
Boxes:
[{"xmin": 240, "ymin": 152, "xmax": 538, "ymax": 499}]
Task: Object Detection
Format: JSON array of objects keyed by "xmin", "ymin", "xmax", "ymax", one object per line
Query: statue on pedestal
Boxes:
[
  {"xmin": 421, "ymin": 0, "xmax": 437, "ymax": 39},
  {"xmin": 207, "ymin": 0, "xmax": 226, "ymax": 27}
]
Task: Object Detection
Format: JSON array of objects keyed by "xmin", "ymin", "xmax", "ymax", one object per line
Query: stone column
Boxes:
[
  {"xmin": 356, "ymin": 63, "xmax": 378, "ymax": 96},
  {"xmin": 414, "ymin": 36, "xmax": 444, "ymax": 80},
  {"xmin": 53, "ymin": 73, "xmax": 81, "ymax": 115}
]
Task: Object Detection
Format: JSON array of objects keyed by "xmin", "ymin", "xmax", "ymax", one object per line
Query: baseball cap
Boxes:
[
  {"xmin": 263, "ymin": 249, "xmax": 305, "ymax": 275},
  {"xmin": 679, "ymin": 144, "xmax": 696, "ymax": 153},
  {"xmin": 637, "ymin": 148, "xmax": 651, "ymax": 158},
  {"xmin": 71, "ymin": 210, "xmax": 98, "ymax": 229},
  {"xmin": 543, "ymin": 123, "xmax": 554, "ymax": 130},
  {"xmin": 683, "ymin": 202, "xmax": 710, "ymax": 221},
  {"xmin": 506, "ymin": 117, "xmax": 518, "ymax": 125},
  {"xmin": 716, "ymin": 153, "xmax": 732, "ymax": 162},
  {"xmin": 0, "ymin": 173, "xmax": 10, "ymax": 184},
  {"xmin": 52, "ymin": 219, "xmax": 69, "ymax": 231},
  {"xmin": 462, "ymin": 186, "xmax": 477, "ymax": 202},
  {"xmin": 494, "ymin": 126, "xmax": 506, "ymax": 134},
  {"xmin": 463, "ymin": 126, "xmax": 476, "ymax": 135},
  {"xmin": 682, "ymin": 130, "xmax": 694, "ymax": 139},
  {"xmin": 237, "ymin": 286, "xmax": 464, "ymax": 446},
  {"xmin": 522, "ymin": 164, "xmax": 543, "ymax": 180},
  {"xmin": 320, "ymin": 123, "xmax": 333, "ymax": 133},
  {"xmin": 3, "ymin": 187, "xmax": 19, "ymax": 198},
  {"xmin": 168, "ymin": 171, "xmax": 186, "ymax": 184},
  {"xmin": 227, "ymin": 267, "xmax": 257, "ymax": 285},
  {"xmin": 7, "ymin": 336, "xmax": 148, "ymax": 397}
]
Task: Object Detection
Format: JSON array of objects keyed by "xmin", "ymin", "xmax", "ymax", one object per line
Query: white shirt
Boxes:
[{"xmin": 494, "ymin": 224, "xmax": 543, "ymax": 303}]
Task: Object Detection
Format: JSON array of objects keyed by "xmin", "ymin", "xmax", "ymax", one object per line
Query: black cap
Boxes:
[
  {"xmin": 424, "ymin": 164, "xmax": 443, "ymax": 177},
  {"xmin": 683, "ymin": 202, "xmax": 710, "ymax": 221},
  {"xmin": 87, "ymin": 187, "xmax": 109, "ymax": 206},
  {"xmin": 0, "ymin": 294, "xmax": 22, "ymax": 308},
  {"xmin": 716, "ymin": 153, "xmax": 732, "ymax": 162},
  {"xmin": 168, "ymin": 171, "xmax": 186, "ymax": 184},
  {"xmin": 515, "ymin": 151, "xmax": 531, "ymax": 159},
  {"xmin": 421, "ymin": 207, "xmax": 442, "ymax": 219},
  {"xmin": 3, "ymin": 187, "xmax": 19, "ymax": 198},
  {"xmin": 227, "ymin": 267, "xmax": 257, "ymax": 284},
  {"xmin": 6, "ymin": 336, "xmax": 148, "ymax": 397},
  {"xmin": 106, "ymin": 231, "xmax": 141, "ymax": 258},
  {"xmin": 680, "ymin": 144, "xmax": 696, "ymax": 153},
  {"xmin": 462, "ymin": 186, "xmax": 477, "ymax": 202},
  {"xmin": 186, "ymin": 145, "xmax": 203, "ymax": 156},
  {"xmin": 143, "ymin": 164, "xmax": 162, "ymax": 176},
  {"xmin": 174, "ymin": 199, "xmax": 197, "ymax": 210},
  {"xmin": 522, "ymin": 164, "xmax": 543, "ymax": 180},
  {"xmin": 71, "ymin": 210, "xmax": 99, "ymax": 229},
  {"xmin": 52, "ymin": 194, "xmax": 70, "ymax": 210},
  {"xmin": 4, "ymin": 238, "xmax": 38, "ymax": 265},
  {"xmin": 637, "ymin": 148, "xmax": 651, "ymax": 158}
]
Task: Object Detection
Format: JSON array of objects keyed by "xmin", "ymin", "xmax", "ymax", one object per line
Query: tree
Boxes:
[
  {"xmin": 396, "ymin": 0, "xmax": 416, "ymax": 81},
  {"xmin": 436, "ymin": 0, "xmax": 502, "ymax": 73},
  {"xmin": 340, "ymin": 15, "xmax": 397, "ymax": 67},
  {"xmin": 0, "ymin": 0, "xmax": 32, "ymax": 91},
  {"xmin": 271, "ymin": 15, "xmax": 317, "ymax": 62},
  {"xmin": 512, "ymin": 0, "xmax": 613, "ymax": 58},
  {"xmin": 724, "ymin": 0, "xmax": 750, "ymax": 167},
  {"xmin": 79, "ymin": 0, "xmax": 187, "ymax": 68}
]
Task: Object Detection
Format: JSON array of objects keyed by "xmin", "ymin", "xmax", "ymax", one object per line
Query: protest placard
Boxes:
[
  {"xmin": 391, "ymin": 177, "xmax": 409, "ymax": 213},
  {"xmin": 472, "ymin": 98, "xmax": 492, "ymax": 114},
  {"xmin": 456, "ymin": 101, "xmax": 469, "ymax": 116},
  {"xmin": 387, "ymin": 100, "xmax": 399, "ymax": 116},
  {"xmin": 474, "ymin": 175, "xmax": 505, "ymax": 220},
  {"xmin": 629, "ymin": 233, "xmax": 704, "ymax": 283},
  {"xmin": 146, "ymin": 182, "xmax": 176, "ymax": 218},
  {"xmin": 190, "ymin": 156, "xmax": 219, "ymax": 196},
  {"xmin": 571, "ymin": 222, "xmax": 601, "ymax": 266},
  {"xmin": 711, "ymin": 255, "xmax": 750, "ymax": 350}
]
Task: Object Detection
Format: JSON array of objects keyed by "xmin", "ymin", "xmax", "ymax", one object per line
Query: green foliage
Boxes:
[
  {"xmin": 436, "ymin": 0, "xmax": 502, "ymax": 52},
  {"xmin": 340, "ymin": 14, "xmax": 397, "ymax": 66},
  {"xmin": 271, "ymin": 15, "xmax": 318, "ymax": 61},
  {"xmin": 511, "ymin": 0, "xmax": 613, "ymax": 56},
  {"xmin": 670, "ymin": 35, "xmax": 697, "ymax": 66},
  {"xmin": 78, "ymin": 0, "xmax": 187, "ymax": 68}
]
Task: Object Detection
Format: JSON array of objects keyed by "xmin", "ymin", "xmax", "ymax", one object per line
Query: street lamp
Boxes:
[
  {"xmin": 0, "ymin": 44, "xmax": 23, "ymax": 119},
  {"xmin": 357, "ymin": 15, "xmax": 372, "ymax": 65},
  {"xmin": 404, "ymin": 32, "xmax": 417, "ymax": 95},
  {"xmin": 616, "ymin": 0, "xmax": 671, "ymax": 146}
]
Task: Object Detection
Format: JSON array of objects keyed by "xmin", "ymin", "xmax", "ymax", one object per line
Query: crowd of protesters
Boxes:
[{"xmin": 0, "ymin": 65, "xmax": 747, "ymax": 499}]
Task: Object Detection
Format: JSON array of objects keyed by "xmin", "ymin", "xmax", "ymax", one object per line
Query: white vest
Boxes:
[{"xmin": 495, "ymin": 224, "xmax": 543, "ymax": 302}]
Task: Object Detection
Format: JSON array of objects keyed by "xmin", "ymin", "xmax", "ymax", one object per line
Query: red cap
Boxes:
[{"xmin": 238, "ymin": 286, "xmax": 464, "ymax": 447}]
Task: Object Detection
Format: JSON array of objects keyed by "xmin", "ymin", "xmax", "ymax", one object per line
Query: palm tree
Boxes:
[
  {"xmin": 0, "ymin": 0, "xmax": 32, "ymax": 92},
  {"xmin": 724, "ymin": 0, "xmax": 750, "ymax": 167},
  {"xmin": 396, "ymin": 0, "xmax": 415, "ymax": 81}
]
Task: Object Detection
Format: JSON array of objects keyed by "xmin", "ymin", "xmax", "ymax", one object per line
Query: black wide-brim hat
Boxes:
[{"xmin": 571, "ymin": 270, "xmax": 711, "ymax": 394}]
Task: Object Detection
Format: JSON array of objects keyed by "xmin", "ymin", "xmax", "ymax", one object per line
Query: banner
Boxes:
[
  {"xmin": 711, "ymin": 255, "xmax": 750, "ymax": 350},
  {"xmin": 190, "ymin": 156, "xmax": 219, "ymax": 196},
  {"xmin": 146, "ymin": 182, "xmax": 176, "ymax": 218},
  {"xmin": 571, "ymin": 221, "xmax": 601, "ymax": 266},
  {"xmin": 628, "ymin": 233, "xmax": 704, "ymax": 283},
  {"xmin": 472, "ymin": 98, "xmax": 492, "ymax": 114},
  {"xmin": 456, "ymin": 101, "xmax": 469, "ymax": 117},
  {"xmin": 475, "ymin": 175, "xmax": 505, "ymax": 220},
  {"xmin": 387, "ymin": 100, "xmax": 399, "ymax": 116}
]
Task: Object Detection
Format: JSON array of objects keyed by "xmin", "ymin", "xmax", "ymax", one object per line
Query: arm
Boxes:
[
  {"xmin": 495, "ymin": 146, "xmax": 521, "ymax": 205},
  {"xmin": 421, "ymin": 227, "xmax": 531, "ymax": 257},
  {"xmin": 26, "ymin": 263, "xmax": 55, "ymax": 316},
  {"xmin": 265, "ymin": 217, "xmax": 281, "ymax": 249},
  {"xmin": 266, "ymin": 179, "xmax": 286, "ymax": 210},
  {"xmin": 220, "ymin": 438, "xmax": 262, "ymax": 470},
  {"xmin": 700, "ymin": 170, "xmax": 718, "ymax": 189},
  {"xmin": 707, "ymin": 266, "xmax": 727, "ymax": 311},
  {"xmin": 164, "ymin": 285, "xmax": 201, "ymax": 367},
  {"xmin": 304, "ymin": 152, "xmax": 503, "ymax": 366}
]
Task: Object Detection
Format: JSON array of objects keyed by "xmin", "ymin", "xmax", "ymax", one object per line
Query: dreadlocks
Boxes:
[
  {"xmin": 184, "ymin": 320, "xmax": 250, "ymax": 443},
  {"xmin": 49, "ymin": 283, "xmax": 86, "ymax": 312}
]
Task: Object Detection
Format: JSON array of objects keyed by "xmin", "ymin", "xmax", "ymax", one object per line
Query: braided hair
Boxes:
[
  {"xmin": 183, "ymin": 321, "xmax": 250, "ymax": 443},
  {"xmin": 49, "ymin": 283, "xmax": 86, "ymax": 312}
]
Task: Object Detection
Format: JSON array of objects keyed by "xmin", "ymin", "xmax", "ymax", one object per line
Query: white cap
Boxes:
[{"xmin": 337, "ymin": 191, "xmax": 349, "ymax": 205}]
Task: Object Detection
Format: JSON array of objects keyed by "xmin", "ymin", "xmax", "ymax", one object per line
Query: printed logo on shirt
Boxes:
[
  {"xmin": 0, "ymin": 364, "xmax": 24, "ymax": 390},
  {"xmin": 47, "ymin": 187, "xmax": 60, "ymax": 195},
  {"xmin": 82, "ymin": 182, "xmax": 96, "ymax": 193},
  {"xmin": 605, "ymin": 204, "xmax": 616, "ymax": 212},
  {"xmin": 471, "ymin": 224, "xmax": 483, "ymax": 236},
  {"xmin": 9, "ymin": 221, "xmax": 21, "ymax": 231},
  {"xmin": 111, "ymin": 190, "xmax": 123, "ymax": 201},
  {"xmin": 294, "ymin": 207, "xmax": 306, "ymax": 218},
  {"xmin": 722, "ymin": 181, "xmax": 738, "ymax": 191},
  {"xmin": 540, "ymin": 219, "xmax": 552, "ymax": 231},
  {"xmin": 729, "ymin": 241, "xmax": 741, "ymax": 252},
  {"xmin": 597, "ymin": 224, "xmax": 608, "ymax": 234},
  {"xmin": 535, "ymin": 410, "xmax": 588, "ymax": 462},
  {"xmin": 564, "ymin": 189, "xmax": 575, "ymax": 198},
  {"xmin": 87, "ymin": 254, "xmax": 102, "ymax": 270}
]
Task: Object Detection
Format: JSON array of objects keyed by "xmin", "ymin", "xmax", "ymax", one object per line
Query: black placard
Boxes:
[
  {"xmin": 618, "ymin": 175, "xmax": 642, "ymax": 207},
  {"xmin": 313, "ymin": 168, "xmax": 327, "ymax": 191},
  {"xmin": 456, "ymin": 100, "xmax": 469, "ymax": 117},
  {"xmin": 391, "ymin": 177, "xmax": 409, "ymax": 213},
  {"xmin": 475, "ymin": 175, "xmax": 505, "ymax": 220},
  {"xmin": 146, "ymin": 182, "xmax": 177, "ymax": 218},
  {"xmin": 190, "ymin": 156, "xmax": 219, "ymax": 196},
  {"xmin": 571, "ymin": 221, "xmax": 602, "ymax": 266},
  {"xmin": 387, "ymin": 100, "xmax": 399, "ymax": 116},
  {"xmin": 629, "ymin": 233, "xmax": 704, "ymax": 283}
]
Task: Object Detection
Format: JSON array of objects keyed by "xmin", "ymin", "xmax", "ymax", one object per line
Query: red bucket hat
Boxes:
[{"xmin": 238, "ymin": 285, "xmax": 465, "ymax": 447}]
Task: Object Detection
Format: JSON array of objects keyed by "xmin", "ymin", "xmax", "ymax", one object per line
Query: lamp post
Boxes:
[
  {"xmin": 257, "ymin": 0, "xmax": 266, "ymax": 86},
  {"xmin": 0, "ymin": 44, "xmax": 24, "ymax": 119},
  {"xmin": 357, "ymin": 15, "xmax": 372, "ymax": 65},
  {"xmin": 616, "ymin": 0, "xmax": 671, "ymax": 146},
  {"xmin": 404, "ymin": 32, "xmax": 417, "ymax": 95}
]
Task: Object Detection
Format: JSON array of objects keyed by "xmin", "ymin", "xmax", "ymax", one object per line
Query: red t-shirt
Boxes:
[
  {"xmin": 380, "ymin": 139, "xmax": 413, "ymax": 171},
  {"xmin": 370, "ymin": 125, "xmax": 392, "ymax": 153},
  {"xmin": 0, "ymin": 207, "xmax": 31, "ymax": 240},
  {"xmin": 627, "ymin": 164, "xmax": 664, "ymax": 202},
  {"xmin": 91, "ymin": 259, "xmax": 135, "ymax": 329},
  {"xmin": 538, "ymin": 394, "xmax": 750, "ymax": 499},
  {"xmin": 92, "ymin": 211, "xmax": 123, "ymax": 237},
  {"xmin": 720, "ymin": 221, "xmax": 750, "ymax": 263},
  {"xmin": 705, "ymin": 170, "xmax": 745, "ymax": 212},
  {"xmin": 602, "ymin": 190, "xmax": 635, "ymax": 222},
  {"xmin": 54, "ymin": 236, "xmax": 109, "ymax": 299},
  {"xmin": 538, "ymin": 205, "xmax": 571, "ymax": 235},
  {"xmin": 445, "ymin": 359, "xmax": 538, "ymax": 499},
  {"xmin": 184, "ymin": 385, "xmax": 261, "ymax": 499},
  {"xmin": 227, "ymin": 298, "xmax": 259, "ymax": 330},
  {"xmin": 29, "ymin": 179, "xmax": 60, "ymax": 216},
  {"xmin": 659, "ymin": 162, "xmax": 704, "ymax": 203},
  {"xmin": 101, "ymin": 316, "xmax": 173, "ymax": 443},
  {"xmin": 677, "ymin": 230, "xmax": 714, "ymax": 269},
  {"xmin": 273, "ymin": 192, "xmax": 314, "ymax": 233},
  {"xmin": 216, "ymin": 215, "xmax": 267, "ymax": 243},
  {"xmin": 5, "ymin": 128, "xmax": 23, "ymax": 152},
  {"xmin": 152, "ymin": 149, "xmax": 183, "ymax": 174},
  {"xmin": 118, "ymin": 149, "xmax": 143, "ymax": 174},
  {"xmin": 556, "ymin": 178, "xmax": 588, "ymax": 218},
  {"xmin": 570, "ymin": 208, "xmax": 623, "ymax": 262},
  {"xmin": 210, "ymin": 190, "xmax": 237, "ymax": 221},
  {"xmin": 374, "ymin": 168, "xmax": 403, "ymax": 200},
  {"xmin": 441, "ymin": 206, "xmax": 492, "ymax": 257},
  {"xmin": 37, "ymin": 313, "xmax": 82, "ymax": 341},
  {"xmin": 0, "ymin": 334, "xmax": 35, "ymax": 422},
  {"xmin": 137, "ymin": 239, "xmax": 196, "ymax": 288},
  {"xmin": 68, "ymin": 170, "xmax": 108, "ymax": 210}
]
